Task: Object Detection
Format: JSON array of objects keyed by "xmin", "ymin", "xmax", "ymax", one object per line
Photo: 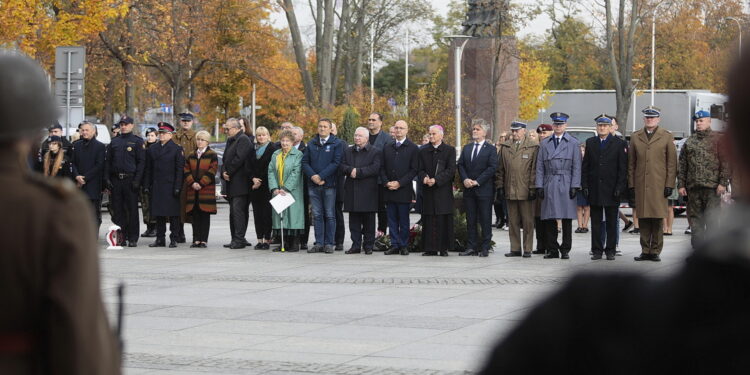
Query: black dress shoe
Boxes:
[
  {"xmin": 400, "ymin": 248, "xmax": 409, "ymax": 255},
  {"xmin": 169, "ymin": 241, "xmax": 177, "ymax": 248},
  {"xmin": 384, "ymin": 248, "xmax": 400, "ymax": 255},
  {"xmin": 223, "ymin": 243, "xmax": 232, "ymax": 248},
  {"xmin": 532, "ymin": 249, "xmax": 546, "ymax": 254},
  {"xmin": 561, "ymin": 252, "xmax": 570, "ymax": 259},
  {"xmin": 335, "ymin": 244, "xmax": 344, "ymax": 251},
  {"xmin": 544, "ymin": 253, "xmax": 560, "ymax": 259},
  {"xmin": 504, "ymin": 251, "xmax": 522, "ymax": 257},
  {"xmin": 591, "ymin": 254, "xmax": 602, "ymax": 260},
  {"xmin": 651, "ymin": 254, "xmax": 661, "ymax": 262},
  {"xmin": 634, "ymin": 253, "xmax": 652, "ymax": 261},
  {"xmin": 128, "ymin": 241, "xmax": 138, "ymax": 247},
  {"xmin": 229, "ymin": 242, "xmax": 246, "ymax": 249},
  {"xmin": 629, "ymin": 228, "xmax": 640, "ymax": 234},
  {"xmin": 459, "ymin": 249, "xmax": 478, "ymax": 256},
  {"xmin": 364, "ymin": 248, "xmax": 373, "ymax": 255},
  {"xmin": 606, "ymin": 253, "xmax": 616, "ymax": 260},
  {"xmin": 141, "ymin": 229, "xmax": 157, "ymax": 237},
  {"xmin": 479, "ymin": 250, "xmax": 489, "ymax": 257},
  {"xmin": 422, "ymin": 251, "xmax": 437, "ymax": 256},
  {"xmin": 199, "ymin": 243, "xmax": 207, "ymax": 248},
  {"xmin": 622, "ymin": 220, "xmax": 633, "ymax": 232},
  {"xmin": 522, "ymin": 252, "xmax": 531, "ymax": 258},
  {"xmin": 345, "ymin": 248, "xmax": 361, "ymax": 254},
  {"xmin": 439, "ymin": 250, "xmax": 449, "ymax": 257},
  {"xmin": 190, "ymin": 243, "xmax": 201, "ymax": 248},
  {"xmin": 148, "ymin": 240, "xmax": 165, "ymax": 247}
]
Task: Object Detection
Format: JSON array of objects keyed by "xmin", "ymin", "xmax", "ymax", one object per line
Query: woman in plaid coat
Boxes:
[{"xmin": 184, "ymin": 130, "xmax": 219, "ymax": 248}]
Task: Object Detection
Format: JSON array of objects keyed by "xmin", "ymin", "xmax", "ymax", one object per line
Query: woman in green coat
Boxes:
[{"xmin": 268, "ymin": 130, "xmax": 305, "ymax": 252}]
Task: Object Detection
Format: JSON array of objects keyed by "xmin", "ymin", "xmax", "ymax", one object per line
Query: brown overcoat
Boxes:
[
  {"xmin": 0, "ymin": 157, "xmax": 120, "ymax": 374},
  {"xmin": 495, "ymin": 134, "xmax": 539, "ymax": 200},
  {"xmin": 627, "ymin": 126, "xmax": 677, "ymax": 218}
]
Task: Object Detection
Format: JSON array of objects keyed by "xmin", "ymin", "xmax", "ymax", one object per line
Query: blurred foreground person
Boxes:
[
  {"xmin": 479, "ymin": 45, "xmax": 750, "ymax": 374},
  {"xmin": 0, "ymin": 50, "xmax": 120, "ymax": 374}
]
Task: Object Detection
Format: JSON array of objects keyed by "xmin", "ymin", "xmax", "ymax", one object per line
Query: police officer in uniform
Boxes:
[
  {"xmin": 678, "ymin": 110, "xmax": 730, "ymax": 247},
  {"xmin": 0, "ymin": 50, "xmax": 121, "ymax": 374},
  {"xmin": 106, "ymin": 115, "xmax": 145, "ymax": 247},
  {"xmin": 145, "ymin": 122, "xmax": 185, "ymax": 248}
]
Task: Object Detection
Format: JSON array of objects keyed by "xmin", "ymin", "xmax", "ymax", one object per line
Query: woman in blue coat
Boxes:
[{"xmin": 144, "ymin": 122, "xmax": 185, "ymax": 248}]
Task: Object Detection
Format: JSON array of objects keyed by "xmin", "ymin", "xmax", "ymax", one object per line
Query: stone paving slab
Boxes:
[{"xmin": 98, "ymin": 205, "xmax": 691, "ymax": 374}]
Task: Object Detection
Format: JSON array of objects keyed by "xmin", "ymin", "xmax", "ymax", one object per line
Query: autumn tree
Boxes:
[{"xmin": 517, "ymin": 49, "xmax": 552, "ymax": 121}]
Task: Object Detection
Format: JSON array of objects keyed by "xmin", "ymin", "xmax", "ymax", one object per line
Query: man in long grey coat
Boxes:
[{"xmin": 535, "ymin": 112, "xmax": 581, "ymax": 259}]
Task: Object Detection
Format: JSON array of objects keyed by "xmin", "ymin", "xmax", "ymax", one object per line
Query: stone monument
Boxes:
[{"xmin": 449, "ymin": 0, "xmax": 519, "ymax": 141}]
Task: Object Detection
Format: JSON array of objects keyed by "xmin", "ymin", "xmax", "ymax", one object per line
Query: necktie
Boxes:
[
  {"xmin": 471, "ymin": 143, "xmax": 479, "ymax": 161},
  {"xmin": 554, "ymin": 137, "xmax": 559, "ymax": 148},
  {"xmin": 396, "ymin": 141, "xmax": 401, "ymax": 148}
]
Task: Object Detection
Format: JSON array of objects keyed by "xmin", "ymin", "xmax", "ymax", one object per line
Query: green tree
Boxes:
[
  {"xmin": 374, "ymin": 59, "xmax": 425, "ymax": 97},
  {"xmin": 339, "ymin": 106, "xmax": 359, "ymax": 144}
]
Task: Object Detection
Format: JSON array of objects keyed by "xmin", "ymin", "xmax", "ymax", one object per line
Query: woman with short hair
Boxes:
[
  {"xmin": 184, "ymin": 130, "xmax": 219, "ymax": 248},
  {"xmin": 250, "ymin": 126, "xmax": 278, "ymax": 249},
  {"xmin": 268, "ymin": 130, "xmax": 304, "ymax": 252}
]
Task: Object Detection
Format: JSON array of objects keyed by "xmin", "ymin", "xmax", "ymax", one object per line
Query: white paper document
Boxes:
[{"xmin": 270, "ymin": 193, "xmax": 295, "ymax": 214}]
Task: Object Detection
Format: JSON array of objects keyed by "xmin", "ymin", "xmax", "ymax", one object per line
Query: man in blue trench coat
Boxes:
[{"xmin": 535, "ymin": 112, "xmax": 581, "ymax": 259}]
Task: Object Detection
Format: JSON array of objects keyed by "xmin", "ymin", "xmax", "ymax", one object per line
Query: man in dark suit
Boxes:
[
  {"xmin": 144, "ymin": 122, "xmax": 185, "ymax": 248},
  {"xmin": 221, "ymin": 118, "xmax": 254, "ymax": 249},
  {"xmin": 457, "ymin": 119, "xmax": 498, "ymax": 257},
  {"xmin": 71, "ymin": 121, "xmax": 106, "ymax": 237},
  {"xmin": 381, "ymin": 120, "xmax": 419, "ymax": 255},
  {"xmin": 582, "ymin": 115, "xmax": 628, "ymax": 260},
  {"xmin": 367, "ymin": 112, "xmax": 394, "ymax": 235}
]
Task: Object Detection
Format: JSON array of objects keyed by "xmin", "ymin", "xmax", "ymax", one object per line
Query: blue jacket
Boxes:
[{"xmin": 302, "ymin": 134, "xmax": 343, "ymax": 188}]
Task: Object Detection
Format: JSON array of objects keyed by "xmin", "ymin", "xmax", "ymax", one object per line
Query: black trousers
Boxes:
[
  {"xmin": 301, "ymin": 194, "xmax": 311, "ymax": 245},
  {"xmin": 335, "ymin": 200, "xmax": 345, "ymax": 246},
  {"xmin": 89, "ymin": 199, "xmax": 102, "ymax": 238},
  {"xmin": 542, "ymin": 218, "xmax": 572, "ymax": 255},
  {"xmin": 191, "ymin": 210, "xmax": 211, "ymax": 242},
  {"xmin": 349, "ymin": 212, "xmax": 376, "ymax": 250},
  {"xmin": 111, "ymin": 177, "xmax": 140, "ymax": 242},
  {"xmin": 229, "ymin": 195, "xmax": 249, "ymax": 243},
  {"xmin": 156, "ymin": 216, "xmax": 179, "ymax": 242},
  {"xmin": 377, "ymin": 186, "xmax": 387, "ymax": 233},
  {"xmin": 590, "ymin": 205, "xmax": 618, "ymax": 255},
  {"xmin": 465, "ymin": 194, "xmax": 493, "ymax": 251},
  {"xmin": 534, "ymin": 216, "xmax": 544, "ymax": 251},
  {"xmin": 251, "ymin": 196, "xmax": 273, "ymax": 240}
]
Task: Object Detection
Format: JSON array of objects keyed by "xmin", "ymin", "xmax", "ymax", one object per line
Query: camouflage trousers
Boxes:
[{"xmin": 687, "ymin": 187, "xmax": 720, "ymax": 247}]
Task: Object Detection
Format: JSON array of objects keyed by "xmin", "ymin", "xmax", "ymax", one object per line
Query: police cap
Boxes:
[
  {"xmin": 550, "ymin": 112, "xmax": 569, "ymax": 124},
  {"xmin": 0, "ymin": 50, "xmax": 58, "ymax": 139},
  {"xmin": 642, "ymin": 106, "xmax": 661, "ymax": 118},
  {"xmin": 178, "ymin": 112, "xmax": 194, "ymax": 121},
  {"xmin": 510, "ymin": 121, "xmax": 527, "ymax": 130}
]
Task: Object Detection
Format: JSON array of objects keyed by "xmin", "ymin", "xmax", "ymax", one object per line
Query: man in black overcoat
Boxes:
[
  {"xmin": 381, "ymin": 120, "xmax": 419, "ymax": 256},
  {"xmin": 581, "ymin": 115, "xmax": 627, "ymax": 260},
  {"xmin": 340, "ymin": 127, "xmax": 382, "ymax": 254},
  {"xmin": 145, "ymin": 122, "xmax": 185, "ymax": 248},
  {"xmin": 71, "ymin": 121, "xmax": 106, "ymax": 237},
  {"xmin": 221, "ymin": 118, "xmax": 254, "ymax": 249},
  {"xmin": 417, "ymin": 125, "xmax": 456, "ymax": 256}
]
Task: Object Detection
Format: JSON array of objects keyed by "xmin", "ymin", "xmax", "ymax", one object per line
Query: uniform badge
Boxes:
[{"xmin": 127, "ymin": 146, "xmax": 132, "ymax": 152}]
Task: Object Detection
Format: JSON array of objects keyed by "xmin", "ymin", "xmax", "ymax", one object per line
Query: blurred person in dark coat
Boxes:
[
  {"xmin": 144, "ymin": 122, "xmax": 185, "ymax": 248},
  {"xmin": 0, "ymin": 49, "xmax": 121, "ymax": 375},
  {"xmin": 341, "ymin": 127, "xmax": 382, "ymax": 254},
  {"xmin": 71, "ymin": 121, "xmax": 106, "ymax": 236},
  {"xmin": 417, "ymin": 125, "xmax": 456, "ymax": 256}
]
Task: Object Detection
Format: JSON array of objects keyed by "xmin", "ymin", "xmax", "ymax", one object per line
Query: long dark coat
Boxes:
[
  {"xmin": 380, "ymin": 138, "xmax": 419, "ymax": 204},
  {"xmin": 581, "ymin": 134, "xmax": 628, "ymax": 207},
  {"xmin": 340, "ymin": 143, "xmax": 382, "ymax": 212},
  {"xmin": 417, "ymin": 143, "xmax": 457, "ymax": 216},
  {"xmin": 250, "ymin": 142, "xmax": 278, "ymax": 202},
  {"xmin": 535, "ymin": 132, "xmax": 581, "ymax": 219},
  {"xmin": 145, "ymin": 140, "xmax": 185, "ymax": 217},
  {"xmin": 221, "ymin": 132, "xmax": 253, "ymax": 198},
  {"xmin": 70, "ymin": 138, "xmax": 106, "ymax": 201},
  {"xmin": 184, "ymin": 147, "xmax": 218, "ymax": 214}
]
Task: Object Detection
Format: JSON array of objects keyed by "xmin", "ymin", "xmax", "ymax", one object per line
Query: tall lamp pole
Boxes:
[
  {"xmin": 444, "ymin": 35, "xmax": 473, "ymax": 151},
  {"xmin": 725, "ymin": 17, "xmax": 743, "ymax": 57},
  {"xmin": 404, "ymin": 29, "xmax": 409, "ymax": 112},
  {"xmin": 370, "ymin": 27, "xmax": 375, "ymax": 109},
  {"xmin": 650, "ymin": 1, "xmax": 668, "ymax": 106}
]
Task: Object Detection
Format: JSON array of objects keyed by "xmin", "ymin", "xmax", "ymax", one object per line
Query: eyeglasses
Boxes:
[{"xmin": 368, "ymin": 119, "xmax": 377, "ymax": 121}]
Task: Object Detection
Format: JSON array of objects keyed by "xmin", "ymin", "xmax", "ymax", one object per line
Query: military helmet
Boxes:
[{"xmin": 0, "ymin": 50, "xmax": 58, "ymax": 139}]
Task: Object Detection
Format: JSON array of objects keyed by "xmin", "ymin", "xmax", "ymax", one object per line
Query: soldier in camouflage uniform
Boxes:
[{"xmin": 678, "ymin": 110, "xmax": 730, "ymax": 247}]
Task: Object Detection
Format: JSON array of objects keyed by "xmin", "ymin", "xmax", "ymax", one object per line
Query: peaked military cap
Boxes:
[
  {"xmin": 594, "ymin": 114, "xmax": 612, "ymax": 124},
  {"xmin": 118, "ymin": 116, "xmax": 134, "ymax": 125},
  {"xmin": 157, "ymin": 122, "xmax": 175, "ymax": 132},
  {"xmin": 178, "ymin": 112, "xmax": 194, "ymax": 121},
  {"xmin": 510, "ymin": 121, "xmax": 527, "ymax": 130},
  {"xmin": 550, "ymin": 112, "xmax": 569, "ymax": 124},
  {"xmin": 642, "ymin": 106, "xmax": 661, "ymax": 118}
]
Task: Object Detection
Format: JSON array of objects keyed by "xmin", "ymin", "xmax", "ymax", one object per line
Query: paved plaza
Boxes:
[{"xmin": 99, "ymin": 204, "xmax": 692, "ymax": 374}]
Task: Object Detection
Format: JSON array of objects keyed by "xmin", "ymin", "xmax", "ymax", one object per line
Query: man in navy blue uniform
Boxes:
[
  {"xmin": 381, "ymin": 120, "xmax": 419, "ymax": 256},
  {"xmin": 145, "ymin": 122, "xmax": 185, "ymax": 248},
  {"xmin": 106, "ymin": 115, "xmax": 145, "ymax": 246},
  {"xmin": 457, "ymin": 119, "xmax": 498, "ymax": 257},
  {"xmin": 71, "ymin": 121, "xmax": 106, "ymax": 237}
]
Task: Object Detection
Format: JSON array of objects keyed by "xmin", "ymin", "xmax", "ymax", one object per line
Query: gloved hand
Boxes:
[
  {"xmin": 664, "ymin": 187, "xmax": 673, "ymax": 198},
  {"xmin": 569, "ymin": 188, "xmax": 577, "ymax": 199},
  {"xmin": 131, "ymin": 181, "xmax": 140, "ymax": 191},
  {"xmin": 536, "ymin": 187, "xmax": 545, "ymax": 200},
  {"xmin": 582, "ymin": 188, "xmax": 589, "ymax": 199},
  {"xmin": 173, "ymin": 189, "xmax": 181, "ymax": 197},
  {"xmin": 497, "ymin": 187, "xmax": 505, "ymax": 200},
  {"xmin": 528, "ymin": 188, "xmax": 536, "ymax": 201}
]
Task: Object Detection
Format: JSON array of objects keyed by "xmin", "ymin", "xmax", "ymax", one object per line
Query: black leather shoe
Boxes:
[
  {"xmin": 439, "ymin": 250, "xmax": 449, "ymax": 257},
  {"xmin": 634, "ymin": 253, "xmax": 652, "ymax": 261},
  {"xmin": 128, "ymin": 241, "xmax": 138, "ymax": 247},
  {"xmin": 364, "ymin": 248, "xmax": 373, "ymax": 255},
  {"xmin": 229, "ymin": 242, "xmax": 246, "ymax": 249},
  {"xmin": 622, "ymin": 220, "xmax": 633, "ymax": 232},
  {"xmin": 223, "ymin": 243, "xmax": 232, "ymax": 248},
  {"xmin": 522, "ymin": 252, "xmax": 531, "ymax": 258},
  {"xmin": 479, "ymin": 250, "xmax": 489, "ymax": 257},
  {"xmin": 244, "ymin": 240, "xmax": 253, "ymax": 247},
  {"xmin": 335, "ymin": 244, "xmax": 344, "ymax": 251},
  {"xmin": 345, "ymin": 248, "xmax": 361, "ymax": 254},
  {"xmin": 400, "ymin": 248, "xmax": 409, "ymax": 255},
  {"xmin": 532, "ymin": 249, "xmax": 546, "ymax": 254},
  {"xmin": 591, "ymin": 254, "xmax": 602, "ymax": 260},
  {"xmin": 504, "ymin": 251, "xmax": 522, "ymax": 257},
  {"xmin": 422, "ymin": 251, "xmax": 437, "ymax": 256},
  {"xmin": 561, "ymin": 252, "xmax": 570, "ymax": 259},
  {"xmin": 651, "ymin": 254, "xmax": 661, "ymax": 262},
  {"xmin": 384, "ymin": 248, "xmax": 400, "ymax": 255},
  {"xmin": 190, "ymin": 243, "xmax": 201, "ymax": 248},
  {"xmin": 148, "ymin": 240, "xmax": 165, "ymax": 247},
  {"xmin": 169, "ymin": 241, "xmax": 177, "ymax": 248},
  {"xmin": 141, "ymin": 229, "xmax": 157, "ymax": 237},
  {"xmin": 606, "ymin": 253, "xmax": 616, "ymax": 260},
  {"xmin": 460, "ymin": 249, "xmax": 478, "ymax": 256},
  {"xmin": 629, "ymin": 228, "xmax": 640, "ymax": 234},
  {"xmin": 544, "ymin": 252, "xmax": 560, "ymax": 259}
]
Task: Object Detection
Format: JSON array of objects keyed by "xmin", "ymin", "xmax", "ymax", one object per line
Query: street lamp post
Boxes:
[
  {"xmin": 370, "ymin": 27, "xmax": 375, "ymax": 109},
  {"xmin": 725, "ymin": 17, "xmax": 743, "ymax": 57},
  {"xmin": 651, "ymin": 1, "xmax": 668, "ymax": 106},
  {"xmin": 444, "ymin": 35, "xmax": 473, "ymax": 151},
  {"xmin": 404, "ymin": 29, "xmax": 409, "ymax": 112},
  {"xmin": 631, "ymin": 79, "xmax": 640, "ymax": 134}
]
